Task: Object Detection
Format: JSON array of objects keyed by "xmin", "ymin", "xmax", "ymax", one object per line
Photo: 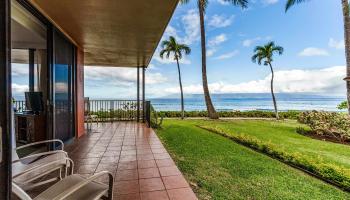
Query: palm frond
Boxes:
[
  {"xmin": 161, "ymin": 40, "xmax": 170, "ymax": 49},
  {"xmin": 222, "ymin": 0, "xmax": 248, "ymax": 8},
  {"xmin": 252, "ymin": 41, "xmax": 283, "ymax": 65},
  {"xmin": 198, "ymin": 0, "xmax": 209, "ymax": 12},
  {"xmin": 285, "ymin": 0, "xmax": 308, "ymax": 12},
  {"xmin": 251, "ymin": 54, "xmax": 259, "ymax": 63},
  {"xmin": 159, "ymin": 36, "xmax": 191, "ymax": 61},
  {"xmin": 159, "ymin": 49, "xmax": 167, "ymax": 59},
  {"xmin": 166, "ymin": 51, "xmax": 171, "ymax": 59},
  {"xmin": 253, "ymin": 46, "xmax": 265, "ymax": 53},
  {"xmin": 178, "ymin": 44, "xmax": 191, "ymax": 55},
  {"xmin": 273, "ymin": 46, "xmax": 284, "ymax": 55}
]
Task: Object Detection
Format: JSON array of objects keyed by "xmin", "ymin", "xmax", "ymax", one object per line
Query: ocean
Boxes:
[{"xmin": 149, "ymin": 93, "xmax": 346, "ymax": 112}]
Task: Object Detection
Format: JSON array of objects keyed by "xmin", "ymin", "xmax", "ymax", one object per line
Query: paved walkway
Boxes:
[{"xmin": 66, "ymin": 122, "xmax": 197, "ymax": 200}]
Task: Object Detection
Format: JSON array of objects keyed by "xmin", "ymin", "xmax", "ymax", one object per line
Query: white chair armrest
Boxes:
[
  {"xmin": 12, "ymin": 182, "xmax": 33, "ymax": 200},
  {"xmin": 13, "ymin": 158, "xmax": 74, "ymax": 179},
  {"xmin": 53, "ymin": 171, "xmax": 114, "ymax": 200},
  {"xmin": 16, "ymin": 139, "xmax": 64, "ymax": 151},
  {"xmin": 12, "ymin": 150, "xmax": 68, "ymax": 164}
]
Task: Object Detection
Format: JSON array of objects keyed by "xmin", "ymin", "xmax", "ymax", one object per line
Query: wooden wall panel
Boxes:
[{"xmin": 76, "ymin": 48, "xmax": 84, "ymax": 138}]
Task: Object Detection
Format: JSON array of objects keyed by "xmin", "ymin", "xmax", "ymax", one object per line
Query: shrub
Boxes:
[
  {"xmin": 150, "ymin": 105, "xmax": 164, "ymax": 129},
  {"xmin": 200, "ymin": 125, "xmax": 350, "ymax": 191},
  {"xmin": 158, "ymin": 110, "xmax": 300, "ymax": 119},
  {"xmin": 298, "ymin": 111, "xmax": 350, "ymax": 143},
  {"xmin": 337, "ymin": 101, "xmax": 348, "ymax": 110}
]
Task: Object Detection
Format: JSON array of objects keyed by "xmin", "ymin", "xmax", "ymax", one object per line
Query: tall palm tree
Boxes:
[
  {"xmin": 180, "ymin": 0, "xmax": 248, "ymax": 119},
  {"xmin": 286, "ymin": 0, "xmax": 350, "ymax": 115},
  {"xmin": 252, "ymin": 41, "xmax": 284, "ymax": 120},
  {"xmin": 160, "ymin": 36, "xmax": 191, "ymax": 119}
]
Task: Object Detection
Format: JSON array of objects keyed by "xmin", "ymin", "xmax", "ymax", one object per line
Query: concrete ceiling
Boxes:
[{"xmin": 28, "ymin": 0, "xmax": 179, "ymax": 68}]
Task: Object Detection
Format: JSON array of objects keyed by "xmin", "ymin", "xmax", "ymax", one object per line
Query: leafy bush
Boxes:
[
  {"xmin": 200, "ymin": 125, "xmax": 350, "ymax": 191},
  {"xmin": 150, "ymin": 105, "xmax": 164, "ymax": 129},
  {"xmin": 298, "ymin": 111, "xmax": 350, "ymax": 143},
  {"xmin": 337, "ymin": 101, "xmax": 348, "ymax": 110},
  {"xmin": 158, "ymin": 110, "xmax": 300, "ymax": 119}
]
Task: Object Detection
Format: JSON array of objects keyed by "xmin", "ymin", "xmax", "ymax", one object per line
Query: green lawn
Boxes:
[
  {"xmin": 156, "ymin": 119, "xmax": 350, "ymax": 200},
  {"xmin": 200, "ymin": 119, "xmax": 350, "ymax": 169}
]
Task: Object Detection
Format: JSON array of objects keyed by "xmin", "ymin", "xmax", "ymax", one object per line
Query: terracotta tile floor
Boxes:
[{"xmin": 65, "ymin": 122, "xmax": 197, "ymax": 200}]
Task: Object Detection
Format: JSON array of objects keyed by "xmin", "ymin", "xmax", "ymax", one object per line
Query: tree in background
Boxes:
[
  {"xmin": 252, "ymin": 42, "xmax": 284, "ymax": 119},
  {"xmin": 180, "ymin": 0, "xmax": 248, "ymax": 119},
  {"xmin": 160, "ymin": 36, "xmax": 191, "ymax": 119}
]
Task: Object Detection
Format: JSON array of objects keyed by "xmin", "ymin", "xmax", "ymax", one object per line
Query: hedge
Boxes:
[{"xmin": 158, "ymin": 110, "xmax": 301, "ymax": 119}]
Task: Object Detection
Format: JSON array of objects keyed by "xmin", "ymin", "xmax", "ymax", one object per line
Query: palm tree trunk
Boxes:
[
  {"xmin": 268, "ymin": 62, "xmax": 279, "ymax": 120},
  {"xmin": 341, "ymin": 0, "xmax": 350, "ymax": 114},
  {"xmin": 198, "ymin": 1, "xmax": 219, "ymax": 119},
  {"xmin": 176, "ymin": 58, "xmax": 185, "ymax": 119}
]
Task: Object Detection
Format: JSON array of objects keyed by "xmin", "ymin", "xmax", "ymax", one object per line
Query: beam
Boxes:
[
  {"xmin": 142, "ymin": 67, "xmax": 145, "ymax": 123},
  {"xmin": 0, "ymin": 0, "xmax": 12, "ymax": 199},
  {"xmin": 137, "ymin": 66, "xmax": 140, "ymax": 122},
  {"xmin": 29, "ymin": 49, "xmax": 35, "ymax": 92}
]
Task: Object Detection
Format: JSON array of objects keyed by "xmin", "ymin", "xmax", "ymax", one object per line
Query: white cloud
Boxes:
[
  {"xmin": 207, "ymin": 49, "xmax": 217, "ymax": 57},
  {"xmin": 12, "ymin": 83, "xmax": 28, "ymax": 94},
  {"xmin": 243, "ymin": 37, "xmax": 261, "ymax": 47},
  {"xmin": 214, "ymin": 50, "xmax": 239, "ymax": 60},
  {"xmin": 85, "ymin": 66, "xmax": 167, "ymax": 86},
  {"xmin": 208, "ymin": 14, "xmax": 235, "ymax": 28},
  {"xmin": 181, "ymin": 9, "xmax": 200, "ymax": 45},
  {"xmin": 208, "ymin": 34, "xmax": 227, "ymax": 47},
  {"xmin": 329, "ymin": 38, "xmax": 344, "ymax": 50},
  {"xmin": 216, "ymin": 0, "xmax": 229, "ymax": 5},
  {"xmin": 242, "ymin": 36, "xmax": 272, "ymax": 47},
  {"xmin": 298, "ymin": 47, "xmax": 329, "ymax": 57},
  {"xmin": 12, "ymin": 63, "xmax": 28, "ymax": 76},
  {"xmin": 262, "ymin": 0, "xmax": 279, "ymax": 5},
  {"xmin": 164, "ymin": 66, "xmax": 345, "ymax": 94}
]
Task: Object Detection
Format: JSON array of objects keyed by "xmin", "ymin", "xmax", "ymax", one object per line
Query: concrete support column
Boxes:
[
  {"xmin": 142, "ymin": 67, "xmax": 145, "ymax": 123},
  {"xmin": 137, "ymin": 66, "xmax": 140, "ymax": 122}
]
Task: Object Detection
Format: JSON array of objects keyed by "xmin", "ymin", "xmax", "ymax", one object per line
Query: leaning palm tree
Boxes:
[
  {"xmin": 252, "ymin": 41, "xmax": 284, "ymax": 120},
  {"xmin": 286, "ymin": 0, "xmax": 350, "ymax": 115},
  {"xmin": 180, "ymin": 0, "xmax": 248, "ymax": 119},
  {"xmin": 160, "ymin": 36, "xmax": 191, "ymax": 119}
]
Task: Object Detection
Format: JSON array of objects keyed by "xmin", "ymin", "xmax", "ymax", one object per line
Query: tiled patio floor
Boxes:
[{"xmin": 66, "ymin": 122, "xmax": 197, "ymax": 200}]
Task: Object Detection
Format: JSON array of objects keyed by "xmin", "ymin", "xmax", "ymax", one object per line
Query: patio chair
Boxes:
[
  {"xmin": 12, "ymin": 171, "xmax": 114, "ymax": 200},
  {"xmin": 12, "ymin": 139, "xmax": 73, "ymax": 190}
]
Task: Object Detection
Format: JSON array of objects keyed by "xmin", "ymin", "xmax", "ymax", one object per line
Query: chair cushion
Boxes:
[{"xmin": 34, "ymin": 174, "xmax": 109, "ymax": 200}]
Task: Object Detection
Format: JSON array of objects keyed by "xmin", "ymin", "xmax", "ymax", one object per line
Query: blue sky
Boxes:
[{"xmin": 12, "ymin": 0, "xmax": 347, "ymax": 99}]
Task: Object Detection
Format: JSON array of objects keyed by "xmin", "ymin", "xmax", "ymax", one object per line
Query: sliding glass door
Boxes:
[{"xmin": 53, "ymin": 30, "xmax": 75, "ymax": 142}]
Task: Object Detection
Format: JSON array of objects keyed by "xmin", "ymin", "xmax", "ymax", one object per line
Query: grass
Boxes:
[
  {"xmin": 156, "ymin": 119, "xmax": 350, "ymax": 200},
  {"xmin": 200, "ymin": 120, "xmax": 350, "ymax": 170}
]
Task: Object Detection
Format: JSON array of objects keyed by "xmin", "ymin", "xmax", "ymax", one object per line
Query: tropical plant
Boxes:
[
  {"xmin": 286, "ymin": 0, "xmax": 350, "ymax": 115},
  {"xmin": 180, "ymin": 0, "xmax": 248, "ymax": 119},
  {"xmin": 298, "ymin": 110, "xmax": 350, "ymax": 143},
  {"xmin": 252, "ymin": 41, "xmax": 283, "ymax": 119},
  {"xmin": 337, "ymin": 100, "xmax": 348, "ymax": 110},
  {"xmin": 160, "ymin": 36, "xmax": 191, "ymax": 119}
]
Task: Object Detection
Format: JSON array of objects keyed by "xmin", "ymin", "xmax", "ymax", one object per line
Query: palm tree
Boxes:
[
  {"xmin": 286, "ymin": 0, "xmax": 350, "ymax": 115},
  {"xmin": 252, "ymin": 41, "xmax": 284, "ymax": 120},
  {"xmin": 160, "ymin": 36, "xmax": 191, "ymax": 119},
  {"xmin": 180, "ymin": 0, "xmax": 248, "ymax": 119}
]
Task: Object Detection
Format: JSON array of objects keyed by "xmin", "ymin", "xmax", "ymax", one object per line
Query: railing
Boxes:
[
  {"xmin": 14, "ymin": 99, "xmax": 152, "ymax": 124},
  {"xmin": 86, "ymin": 100, "xmax": 147, "ymax": 122},
  {"xmin": 13, "ymin": 100, "xmax": 26, "ymax": 112}
]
